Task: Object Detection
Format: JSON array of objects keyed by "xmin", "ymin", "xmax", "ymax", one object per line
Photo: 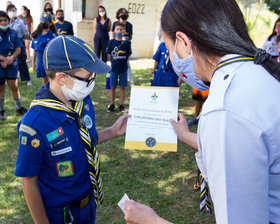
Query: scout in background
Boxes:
[
  {"xmin": 7, "ymin": 4, "xmax": 32, "ymax": 86},
  {"xmin": 31, "ymin": 12, "xmax": 57, "ymax": 85},
  {"xmin": 54, "ymin": 9, "xmax": 74, "ymax": 36},
  {"xmin": 112, "ymin": 8, "xmax": 133, "ymax": 85},
  {"xmin": 106, "ymin": 22, "xmax": 132, "ymax": 112},
  {"xmin": 188, "ymin": 88, "xmax": 209, "ymax": 125},
  {"xmin": 276, "ymin": 35, "xmax": 280, "ymax": 63},
  {"xmin": 15, "ymin": 35, "xmax": 130, "ymax": 224},
  {"xmin": 150, "ymin": 42, "xmax": 179, "ymax": 87},
  {"xmin": 0, "ymin": 11, "xmax": 27, "ymax": 120}
]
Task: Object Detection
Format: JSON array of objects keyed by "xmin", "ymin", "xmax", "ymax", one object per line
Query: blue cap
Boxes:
[
  {"xmin": 40, "ymin": 12, "xmax": 52, "ymax": 23},
  {"xmin": 43, "ymin": 35, "xmax": 111, "ymax": 74}
]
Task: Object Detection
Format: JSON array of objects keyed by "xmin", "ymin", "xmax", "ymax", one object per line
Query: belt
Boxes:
[{"xmin": 69, "ymin": 192, "xmax": 92, "ymax": 208}]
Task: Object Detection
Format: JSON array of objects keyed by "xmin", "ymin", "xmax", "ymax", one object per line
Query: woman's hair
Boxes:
[
  {"xmin": 44, "ymin": 2, "xmax": 54, "ymax": 15},
  {"xmin": 268, "ymin": 17, "xmax": 280, "ymax": 41},
  {"xmin": 0, "ymin": 10, "xmax": 10, "ymax": 21},
  {"xmin": 161, "ymin": 0, "xmax": 280, "ymax": 82},
  {"xmin": 97, "ymin": 5, "xmax": 107, "ymax": 21},
  {"xmin": 22, "ymin": 6, "xmax": 31, "ymax": 20},
  {"xmin": 116, "ymin": 8, "xmax": 128, "ymax": 20},
  {"xmin": 32, "ymin": 22, "xmax": 57, "ymax": 39}
]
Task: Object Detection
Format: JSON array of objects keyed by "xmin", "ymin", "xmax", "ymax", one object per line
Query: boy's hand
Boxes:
[{"xmin": 112, "ymin": 114, "xmax": 131, "ymax": 137}]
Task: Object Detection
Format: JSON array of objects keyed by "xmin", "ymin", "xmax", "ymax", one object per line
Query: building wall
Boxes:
[
  {"xmin": 77, "ymin": 0, "xmax": 168, "ymax": 58},
  {"xmin": 1, "ymin": 0, "xmax": 168, "ymax": 59}
]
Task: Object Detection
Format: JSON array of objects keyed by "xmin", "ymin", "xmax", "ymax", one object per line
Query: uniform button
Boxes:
[{"xmin": 224, "ymin": 74, "xmax": 229, "ymax": 80}]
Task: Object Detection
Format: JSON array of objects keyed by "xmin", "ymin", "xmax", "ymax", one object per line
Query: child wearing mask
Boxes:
[
  {"xmin": 31, "ymin": 12, "xmax": 57, "ymax": 85},
  {"xmin": 54, "ymin": 9, "xmax": 74, "ymax": 36},
  {"xmin": 106, "ymin": 22, "xmax": 132, "ymax": 112},
  {"xmin": 0, "ymin": 10, "xmax": 27, "ymax": 120}
]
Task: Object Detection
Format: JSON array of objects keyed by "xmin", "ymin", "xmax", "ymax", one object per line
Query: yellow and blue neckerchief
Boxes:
[{"xmin": 213, "ymin": 55, "xmax": 254, "ymax": 74}]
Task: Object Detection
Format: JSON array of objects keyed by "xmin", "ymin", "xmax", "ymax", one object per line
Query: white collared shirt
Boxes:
[{"xmin": 196, "ymin": 54, "xmax": 280, "ymax": 224}]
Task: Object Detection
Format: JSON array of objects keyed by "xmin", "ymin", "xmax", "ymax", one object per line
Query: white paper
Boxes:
[
  {"xmin": 118, "ymin": 193, "xmax": 131, "ymax": 213},
  {"xmin": 125, "ymin": 86, "xmax": 179, "ymax": 151}
]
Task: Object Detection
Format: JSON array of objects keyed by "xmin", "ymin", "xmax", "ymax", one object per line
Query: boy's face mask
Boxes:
[
  {"xmin": 61, "ymin": 75, "xmax": 95, "ymax": 102},
  {"xmin": 115, "ymin": 32, "xmax": 123, "ymax": 39}
]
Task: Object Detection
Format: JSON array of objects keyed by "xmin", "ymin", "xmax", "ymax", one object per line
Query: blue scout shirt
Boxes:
[
  {"xmin": 153, "ymin": 42, "xmax": 174, "ymax": 73},
  {"xmin": 15, "ymin": 83, "xmax": 98, "ymax": 207},
  {"xmin": 9, "ymin": 17, "xmax": 28, "ymax": 39},
  {"xmin": 0, "ymin": 28, "xmax": 23, "ymax": 57},
  {"xmin": 107, "ymin": 38, "xmax": 132, "ymax": 73},
  {"xmin": 31, "ymin": 30, "xmax": 56, "ymax": 52},
  {"xmin": 112, "ymin": 21, "xmax": 133, "ymax": 40},
  {"xmin": 55, "ymin": 21, "xmax": 74, "ymax": 36}
]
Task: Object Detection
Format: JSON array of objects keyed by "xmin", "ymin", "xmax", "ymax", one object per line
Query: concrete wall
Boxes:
[{"xmin": 77, "ymin": 0, "xmax": 168, "ymax": 58}]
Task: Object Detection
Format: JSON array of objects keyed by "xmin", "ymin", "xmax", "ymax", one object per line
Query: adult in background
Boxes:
[
  {"xmin": 93, "ymin": 5, "xmax": 111, "ymax": 62},
  {"xmin": 19, "ymin": 6, "xmax": 34, "ymax": 63},
  {"xmin": 124, "ymin": 0, "xmax": 280, "ymax": 223},
  {"xmin": 263, "ymin": 17, "xmax": 280, "ymax": 60},
  {"xmin": 7, "ymin": 4, "xmax": 32, "ymax": 86},
  {"xmin": 112, "ymin": 8, "xmax": 133, "ymax": 85},
  {"xmin": 55, "ymin": 9, "xmax": 74, "ymax": 36},
  {"xmin": 0, "ymin": 11, "xmax": 27, "ymax": 120},
  {"xmin": 43, "ymin": 1, "xmax": 55, "ymax": 23}
]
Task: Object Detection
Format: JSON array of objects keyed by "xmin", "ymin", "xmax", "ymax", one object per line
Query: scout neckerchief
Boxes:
[
  {"xmin": 194, "ymin": 170, "xmax": 212, "ymax": 214},
  {"xmin": 30, "ymin": 99, "xmax": 103, "ymax": 205},
  {"xmin": 162, "ymin": 50, "xmax": 171, "ymax": 72}
]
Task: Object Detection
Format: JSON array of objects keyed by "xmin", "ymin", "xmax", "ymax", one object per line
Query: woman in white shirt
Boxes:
[{"xmin": 124, "ymin": 0, "xmax": 280, "ymax": 224}]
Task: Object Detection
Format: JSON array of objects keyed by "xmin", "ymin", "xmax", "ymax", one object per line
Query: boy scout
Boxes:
[{"xmin": 15, "ymin": 35, "xmax": 130, "ymax": 224}]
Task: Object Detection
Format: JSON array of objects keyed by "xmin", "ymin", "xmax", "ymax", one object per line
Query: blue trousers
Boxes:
[
  {"xmin": 45, "ymin": 194, "xmax": 96, "ymax": 224},
  {"xmin": 94, "ymin": 35, "xmax": 109, "ymax": 62},
  {"xmin": 18, "ymin": 40, "xmax": 31, "ymax": 81}
]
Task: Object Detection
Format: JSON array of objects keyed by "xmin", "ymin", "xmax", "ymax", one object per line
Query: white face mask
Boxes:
[
  {"xmin": 8, "ymin": 11, "xmax": 17, "ymax": 19},
  {"xmin": 99, "ymin": 11, "xmax": 105, "ymax": 17},
  {"xmin": 20, "ymin": 10, "xmax": 25, "ymax": 15},
  {"xmin": 61, "ymin": 76, "xmax": 95, "ymax": 101}
]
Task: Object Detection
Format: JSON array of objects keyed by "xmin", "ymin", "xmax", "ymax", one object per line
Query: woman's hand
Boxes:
[{"xmin": 124, "ymin": 200, "xmax": 166, "ymax": 224}]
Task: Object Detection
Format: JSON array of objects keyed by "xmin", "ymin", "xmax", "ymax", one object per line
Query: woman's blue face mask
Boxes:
[{"xmin": 171, "ymin": 38, "xmax": 193, "ymax": 76}]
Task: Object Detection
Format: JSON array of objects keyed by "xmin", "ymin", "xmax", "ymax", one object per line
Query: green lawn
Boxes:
[{"xmin": 0, "ymin": 68, "xmax": 215, "ymax": 224}]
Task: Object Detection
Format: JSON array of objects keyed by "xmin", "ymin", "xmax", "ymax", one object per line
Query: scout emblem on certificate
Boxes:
[{"xmin": 125, "ymin": 86, "xmax": 179, "ymax": 152}]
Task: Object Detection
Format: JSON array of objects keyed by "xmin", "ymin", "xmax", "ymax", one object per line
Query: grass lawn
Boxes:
[{"xmin": 0, "ymin": 67, "xmax": 215, "ymax": 224}]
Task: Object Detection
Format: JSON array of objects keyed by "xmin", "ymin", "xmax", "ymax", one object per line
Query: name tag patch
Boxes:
[
  {"xmin": 47, "ymin": 127, "xmax": 64, "ymax": 142},
  {"xmin": 51, "ymin": 146, "xmax": 72, "ymax": 156},
  {"xmin": 51, "ymin": 137, "xmax": 68, "ymax": 149},
  {"xmin": 56, "ymin": 161, "xmax": 74, "ymax": 177}
]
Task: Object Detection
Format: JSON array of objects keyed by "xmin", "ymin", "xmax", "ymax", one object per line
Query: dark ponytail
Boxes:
[
  {"xmin": 161, "ymin": 0, "xmax": 280, "ymax": 82},
  {"xmin": 32, "ymin": 22, "xmax": 57, "ymax": 39}
]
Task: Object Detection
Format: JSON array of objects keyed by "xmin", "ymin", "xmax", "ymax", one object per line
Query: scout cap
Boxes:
[
  {"xmin": 43, "ymin": 35, "xmax": 111, "ymax": 74},
  {"xmin": 40, "ymin": 12, "xmax": 52, "ymax": 23}
]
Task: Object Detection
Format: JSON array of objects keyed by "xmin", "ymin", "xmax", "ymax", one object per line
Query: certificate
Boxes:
[{"xmin": 124, "ymin": 86, "xmax": 179, "ymax": 152}]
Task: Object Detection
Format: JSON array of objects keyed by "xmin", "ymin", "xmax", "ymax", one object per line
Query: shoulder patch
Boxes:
[
  {"xmin": 19, "ymin": 124, "xmax": 37, "ymax": 136},
  {"xmin": 31, "ymin": 138, "xmax": 40, "ymax": 148}
]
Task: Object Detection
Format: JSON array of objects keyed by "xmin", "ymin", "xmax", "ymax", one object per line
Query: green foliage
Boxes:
[
  {"xmin": 0, "ymin": 68, "xmax": 215, "ymax": 223},
  {"xmin": 265, "ymin": 0, "xmax": 280, "ymax": 15}
]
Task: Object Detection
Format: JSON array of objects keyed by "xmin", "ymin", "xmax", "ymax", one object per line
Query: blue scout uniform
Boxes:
[
  {"xmin": 0, "ymin": 28, "xmax": 23, "ymax": 79},
  {"xmin": 152, "ymin": 42, "xmax": 179, "ymax": 87},
  {"xmin": 31, "ymin": 30, "xmax": 56, "ymax": 78},
  {"xmin": 112, "ymin": 21, "xmax": 133, "ymax": 40},
  {"xmin": 196, "ymin": 54, "xmax": 280, "ymax": 223},
  {"xmin": 107, "ymin": 38, "xmax": 131, "ymax": 74},
  {"xmin": 55, "ymin": 21, "xmax": 74, "ymax": 36},
  {"xmin": 107, "ymin": 38, "xmax": 131, "ymax": 87},
  {"xmin": 15, "ymin": 83, "xmax": 98, "ymax": 223}
]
